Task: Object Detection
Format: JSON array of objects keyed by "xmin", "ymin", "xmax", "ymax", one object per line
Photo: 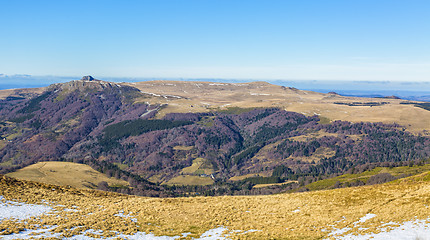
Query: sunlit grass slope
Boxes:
[
  {"xmin": 127, "ymin": 80, "xmax": 430, "ymax": 133},
  {"xmin": 2, "ymin": 171, "xmax": 430, "ymax": 239},
  {"xmin": 305, "ymin": 163, "xmax": 430, "ymax": 191},
  {"xmin": 5, "ymin": 161, "xmax": 128, "ymax": 189}
]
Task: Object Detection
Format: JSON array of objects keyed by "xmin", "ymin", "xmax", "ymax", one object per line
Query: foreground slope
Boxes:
[{"xmin": 2, "ymin": 174, "xmax": 430, "ymax": 239}]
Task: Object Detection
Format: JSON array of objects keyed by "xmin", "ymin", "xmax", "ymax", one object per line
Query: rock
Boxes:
[
  {"xmin": 384, "ymin": 95, "xmax": 401, "ymax": 99},
  {"xmin": 81, "ymin": 76, "xmax": 95, "ymax": 81}
]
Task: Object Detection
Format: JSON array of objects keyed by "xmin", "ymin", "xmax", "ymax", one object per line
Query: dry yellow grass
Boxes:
[
  {"xmin": 229, "ymin": 173, "xmax": 270, "ymax": 181},
  {"xmin": 0, "ymin": 87, "xmax": 45, "ymax": 100},
  {"xmin": 0, "ymin": 140, "xmax": 6, "ymax": 151},
  {"xmin": 285, "ymin": 147, "xmax": 336, "ymax": 163},
  {"xmin": 180, "ymin": 158, "xmax": 213, "ymax": 175},
  {"xmin": 160, "ymin": 157, "xmax": 216, "ymax": 186},
  {"xmin": 247, "ymin": 132, "xmax": 338, "ymax": 165},
  {"xmin": 288, "ymin": 129, "xmax": 362, "ymax": 142},
  {"xmin": 124, "ymin": 80, "xmax": 430, "ymax": 133},
  {"xmin": 164, "ymin": 175, "xmax": 214, "ymax": 186},
  {"xmin": 2, "ymin": 173, "xmax": 430, "ymax": 239},
  {"xmin": 5, "ymin": 161, "xmax": 128, "ymax": 189},
  {"xmin": 173, "ymin": 145, "xmax": 194, "ymax": 151},
  {"xmin": 252, "ymin": 180, "xmax": 298, "ymax": 189},
  {"xmin": 148, "ymin": 174, "xmax": 163, "ymax": 183}
]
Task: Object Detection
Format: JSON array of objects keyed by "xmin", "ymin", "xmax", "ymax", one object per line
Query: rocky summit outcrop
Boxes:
[
  {"xmin": 81, "ymin": 75, "xmax": 96, "ymax": 81},
  {"xmin": 49, "ymin": 76, "xmax": 132, "ymax": 92}
]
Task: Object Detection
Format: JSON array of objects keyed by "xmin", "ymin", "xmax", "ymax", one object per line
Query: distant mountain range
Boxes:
[
  {"xmin": 318, "ymin": 90, "xmax": 430, "ymax": 102},
  {"xmin": 1, "ymin": 74, "xmax": 429, "ymax": 101}
]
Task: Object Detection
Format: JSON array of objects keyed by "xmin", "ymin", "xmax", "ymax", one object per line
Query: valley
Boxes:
[{"xmin": 1, "ymin": 77, "xmax": 430, "ymax": 197}]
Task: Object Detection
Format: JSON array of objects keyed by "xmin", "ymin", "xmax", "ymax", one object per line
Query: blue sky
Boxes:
[{"xmin": 1, "ymin": 0, "xmax": 429, "ymax": 81}]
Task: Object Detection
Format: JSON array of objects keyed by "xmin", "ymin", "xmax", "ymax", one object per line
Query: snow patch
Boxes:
[
  {"xmin": 292, "ymin": 207, "xmax": 300, "ymax": 213},
  {"xmin": 356, "ymin": 213, "xmax": 376, "ymax": 225},
  {"xmin": 114, "ymin": 210, "xmax": 138, "ymax": 223},
  {"xmin": 140, "ymin": 91, "xmax": 162, "ymax": 97},
  {"xmin": 0, "ymin": 196, "xmax": 52, "ymax": 221},
  {"xmin": 164, "ymin": 94, "xmax": 182, "ymax": 99},
  {"xmin": 328, "ymin": 227, "xmax": 352, "ymax": 237},
  {"xmin": 327, "ymin": 218, "xmax": 430, "ymax": 240},
  {"xmin": 0, "ymin": 196, "xmax": 260, "ymax": 239},
  {"xmin": 140, "ymin": 108, "xmax": 158, "ymax": 118},
  {"xmin": 198, "ymin": 227, "xmax": 230, "ymax": 239},
  {"xmin": 139, "ymin": 90, "xmax": 182, "ymax": 99},
  {"xmin": 0, "ymin": 225, "xmax": 258, "ymax": 239}
]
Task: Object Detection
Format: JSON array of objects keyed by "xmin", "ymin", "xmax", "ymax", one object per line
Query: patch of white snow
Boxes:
[
  {"xmin": 198, "ymin": 227, "xmax": 228, "ymax": 239},
  {"xmin": 327, "ymin": 218, "xmax": 430, "ymax": 240},
  {"xmin": 0, "ymin": 196, "xmax": 52, "ymax": 221},
  {"xmin": 292, "ymin": 207, "xmax": 301, "ymax": 213},
  {"xmin": 356, "ymin": 213, "xmax": 376, "ymax": 224}
]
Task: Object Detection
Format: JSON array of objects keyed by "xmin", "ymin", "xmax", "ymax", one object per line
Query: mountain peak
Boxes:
[{"xmin": 81, "ymin": 75, "xmax": 96, "ymax": 81}]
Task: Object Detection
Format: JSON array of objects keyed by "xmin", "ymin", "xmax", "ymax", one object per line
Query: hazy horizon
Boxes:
[{"xmin": 1, "ymin": 74, "xmax": 430, "ymax": 101}]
